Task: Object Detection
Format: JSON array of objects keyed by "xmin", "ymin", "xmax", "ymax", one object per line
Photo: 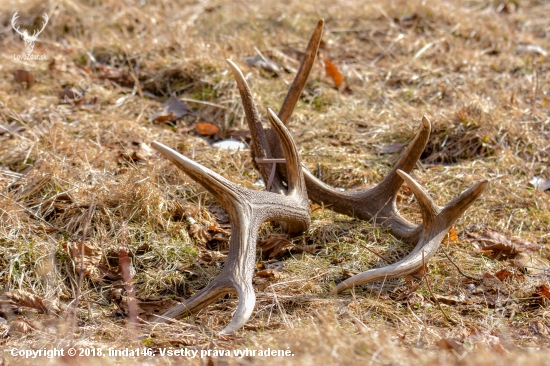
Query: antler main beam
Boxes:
[{"xmin": 151, "ymin": 109, "xmax": 310, "ymax": 334}]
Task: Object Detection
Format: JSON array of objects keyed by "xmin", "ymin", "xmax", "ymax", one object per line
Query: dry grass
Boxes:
[{"xmin": 0, "ymin": 0, "xmax": 549, "ymax": 364}]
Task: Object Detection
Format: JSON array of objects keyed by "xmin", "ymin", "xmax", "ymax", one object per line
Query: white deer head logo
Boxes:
[{"xmin": 12, "ymin": 11, "xmax": 49, "ymax": 56}]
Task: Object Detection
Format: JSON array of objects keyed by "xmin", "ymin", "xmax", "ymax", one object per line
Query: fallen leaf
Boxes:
[
  {"xmin": 376, "ymin": 142, "xmax": 405, "ymax": 154},
  {"xmin": 59, "ymin": 87, "xmax": 86, "ymax": 105},
  {"xmin": 437, "ymin": 338, "xmax": 467, "ymax": 355},
  {"xmin": 466, "ymin": 228, "xmax": 541, "ymax": 259},
  {"xmin": 8, "ymin": 317, "xmax": 34, "ymax": 335},
  {"xmin": 482, "ymin": 272, "xmax": 505, "ymax": 291},
  {"xmin": 198, "ymin": 250, "xmax": 227, "ymax": 265},
  {"xmin": 3, "ymin": 290, "xmax": 46, "ymax": 313},
  {"xmin": 443, "ymin": 227, "xmax": 459, "ymax": 244},
  {"xmin": 536, "ymin": 285, "xmax": 550, "ymax": 299},
  {"xmin": 324, "ymin": 59, "xmax": 343, "ymax": 89},
  {"xmin": 494, "ymin": 269, "xmax": 523, "ymax": 282},
  {"xmin": 63, "ymin": 241, "xmax": 102, "ymax": 279},
  {"xmin": 150, "ymin": 98, "xmax": 190, "ymax": 123},
  {"xmin": 0, "ymin": 290, "xmax": 60, "ymax": 316},
  {"xmin": 511, "ymin": 252, "xmax": 549, "ymax": 276},
  {"xmin": 255, "ymin": 269, "xmax": 276, "ymax": 278},
  {"xmin": 258, "ymin": 234, "xmax": 293, "ymax": 259},
  {"xmin": 13, "ymin": 69, "xmax": 34, "ymax": 88},
  {"xmin": 195, "ymin": 123, "xmax": 219, "ymax": 136},
  {"xmin": 245, "ymin": 55, "xmax": 281, "ymax": 74},
  {"xmin": 227, "ymin": 129, "xmax": 251, "ymax": 143},
  {"xmin": 189, "ymin": 224, "xmax": 211, "ymax": 246}
]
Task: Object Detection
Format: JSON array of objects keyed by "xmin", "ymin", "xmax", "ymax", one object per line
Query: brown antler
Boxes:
[
  {"xmin": 151, "ymin": 109, "xmax": 310, "ymax": 334},
  {"xmin": 229, "ymin": 19, "xmax": 433, "ymax": 244},
  {"xmin": 236, "ymin": 19, "xmax": 487, "ymax": 290},
  {"xmin": 331, "ymin": 170, "xmax": 487, "ymax": 294}
]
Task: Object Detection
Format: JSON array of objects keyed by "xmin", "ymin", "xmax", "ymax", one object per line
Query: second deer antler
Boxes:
[{"xmin": 234, "ymin": 20, "xmax": 487, "ymax": 291}]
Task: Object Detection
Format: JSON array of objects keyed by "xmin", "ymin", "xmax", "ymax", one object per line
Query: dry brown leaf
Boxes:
[
  {"xmin": 324, "ymin": 59, "xmax": 343, "ymax": 88},
  {"xmin": 150, "ymin": 98, "xmax": 190, "ymax": 123},
  {"xmin": 189, "ymin": 224, "xmax": 211, "ymax": 246},
  {"xmin": 511, "ymin": 252, "xmax": 549, "ymax": 276},
  {"xmin": 4, "ymin": 290, "xmax": 46, "ymax": 312},
  {"xmin": 95, "ymin": 64, "xmax": 132, "ymax": 85},
  {"xmin": 227, "ymin": 129, "xmax": 251, "ymax": 143},
  {"xmin": 437, "ymin": 338, "xmax": 467, "ymax": 354},
  {"xmin": 255, "ymin": 269, "xmax": 276, "ymax": 278},
  {"xmin": 13, "ymin": 69, "xmax": 34, "ymax": 88},
  {"xmin": 9, "ymin": 317, "xmax": 34, "ymax": 335},
  {"xmin": 494, "ymin": 269, "xmax": 523, "ymax": 282},
  {"xmin": 443, "ymin": 227, "xmax": 459, "ymax": 245},
  {"xmin": 481, "ymin": 272, "xmax": 505, "ymax": 291},
  {"xmin": 535, "ymin": 285, "xmax": 550, "ymax": 300},
  {"xmin": 195, "ymin": 123, "xmax": 219, "ymax": 136},
  {"xmin": 466, "ymin": 228, "xmax": 541, "ymax": 259},
  {"xmin": 198, "ymin": 250, "xmax": 227, "ymax": 265},
  {"xmin": 59, "ymin": 86, "xmax": 86, "ymax": 105},
  {"xmin": 63, "ymin": 241, "xmax": 102, "ymax": 279},
  {"xmin": 258, "ymin": 234, "xmax": 293, "ymax": 259}
]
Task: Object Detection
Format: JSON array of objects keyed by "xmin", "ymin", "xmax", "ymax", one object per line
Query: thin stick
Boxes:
[
  {"xmin": 422, "ymin": 250, "xmax": 453, "ymax": 325},
  {"xmin": 442, "ymin": 250, "xmax": 481, "ymax": 281},
  {"xmin": 357, "ymin": 243, "xmax": 392, "ymax": 264}
]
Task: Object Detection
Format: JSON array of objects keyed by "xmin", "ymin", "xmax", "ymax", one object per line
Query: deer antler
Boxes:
[
  {"xmin": 331, "ymin": 170, "xmax": 487, "ymax": 294},
  {"xmin": 237, "ymin": 20, "xmax": 487, "ymax": 289},
  {"xmin": 151, "ymin": 108, "xmax": 310, "ymax": 334}
]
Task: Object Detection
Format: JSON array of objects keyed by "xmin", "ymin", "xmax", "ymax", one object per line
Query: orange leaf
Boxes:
[
  {"xmin": 324, "ymin": 59, "xmax": 343, "ymax": 89},
  {"xmin": 195, "ymin": 123, "xmax": 219, "ymax": 136},
  {"xmin": 443, "ymin": 227, "xmax": 458, "ymax": 244}
]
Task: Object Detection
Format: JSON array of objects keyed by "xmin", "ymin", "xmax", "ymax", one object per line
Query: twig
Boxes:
[
  {"xmin": 442, "ymin": 250, "xmax": 481, "ymax": 281},
  {"xmin": 422, "ymin": 250, "xmax": 454, "ymax": 325},
  {"xmin": 358, "ymin": 243, "xmax": 392, "ymax": 264}
]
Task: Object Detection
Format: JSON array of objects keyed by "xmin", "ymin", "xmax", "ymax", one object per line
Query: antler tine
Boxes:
[
  {"xmin": 302, "ymin": 116, "xmax": 432, "ymax": 244},
  {"xmin": 278, "ymin": 19, "xmax": 324, "ymax": 126},
  {"xmin": 331, "ymin": 170, "xmax": 488, "ymax": 295},
  {"xmin": 266, "ymin": 109, "xmax": 306, "ymax": 197},
  {"xmin": 226, "ymin": 59, "xmax": 285, "ymax": 194},
  {"xmin": 150, "ymin": 104, "xmax": 310, "ymax": 333}
]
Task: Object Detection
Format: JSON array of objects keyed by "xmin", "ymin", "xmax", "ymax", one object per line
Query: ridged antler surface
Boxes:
[
  {"xmin": 331, "ymin": 170, "xmax": 487, "ymax": 294},
  {"xmin": 234, "ymin": 20, "xmax": 488, "ymax": 291},
  {"xmin": 151, "ymin": 109, "xmax": 310, "ymax": 334}
]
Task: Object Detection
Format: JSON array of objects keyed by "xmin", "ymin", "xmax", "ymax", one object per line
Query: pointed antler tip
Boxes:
[
  {"xmin": 317, "ymin": 19, "xmax": 325, "ymax": 26},
  {"xmin": 421, "ymin": 115, "xmax": 431, "ymax": 130}
]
